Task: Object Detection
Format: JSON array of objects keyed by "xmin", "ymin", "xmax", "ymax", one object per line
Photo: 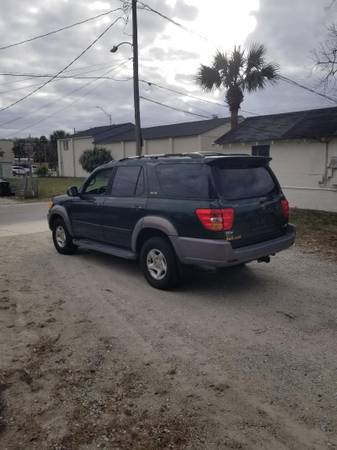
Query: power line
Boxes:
[
  {"xmin": 140, "ymin": 79, "xmax": 259, "ymax": 115},
  {"xmin": 140, "ymin": 80, "xmax": 222, "ymax": 116},
  {"xmin": 0, "ymin": 72, "xmax": 257, "ymax": 114},
  {"xmin": 0, "ymin": 82, "xmax": 42, "ymax": 96},
  {"xmin": 0, "ymin": 72, "xmax": 132, "ymax": 82},
  {"xmin": 3, "ymin": 70, "xmax": 118, "ymax": 135},
  {"xmin": 279, "ymin": 75, "xmax": 337, "ymax": 104},
  {"xmin": 0, "ymin": 59, "xmax": 132, "ymax": 130},
  {"xmin": 140, "ymin": 96, "xmax": 212, "ymax": 119},
  {"xmin": 14, "ymin": 67, "xmax": 121, "ymax": 133},
  {"xmin": 0, "ymin": 62, "xmax": 130, "ymax": 95},
  {"xmin": 138, "ymin": 1, "xmax": 337, "ymax": 107},
  {"xmin": 135, "ymin": 1, "xmax": 214, "ymax": 45},
  {"xmin": 0, "ymin": 8, "xmax": 123, "ymax": 51},
  {"xmin": 0, "ymin": 62, "xmax": 121, "ymax": 87},
  {"xmin": 0, "ymin": 16, "xmax": 123, "ymax": 113}
]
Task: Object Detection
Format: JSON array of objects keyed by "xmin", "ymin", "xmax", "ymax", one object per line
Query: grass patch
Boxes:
[
  {"xmin": 9, "ymin": 177, "xmax": 85, "ymax": 200},
  {"xmin": 37, "ymin": 177, "xmax": 85, "ymax": 199},
  {"xmin": 291, "ymin": 208, "xmax": 337, "ymax": 260}
]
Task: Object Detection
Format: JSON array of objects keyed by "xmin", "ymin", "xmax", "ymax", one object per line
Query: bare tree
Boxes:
[
  {"xmin": 325, "ymin": 0, "xmax": 337, "ymax": 11},
  {"xmin": 314, "ymin": 24, "xmax": 337, "ymax": 88}
]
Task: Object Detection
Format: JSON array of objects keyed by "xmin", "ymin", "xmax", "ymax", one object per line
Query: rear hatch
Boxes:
[{"xmin": 209, "ymin": 156, "xmax": 288, "ymax": 248}]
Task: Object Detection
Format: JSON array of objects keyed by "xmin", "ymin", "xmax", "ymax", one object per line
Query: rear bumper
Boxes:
[{"xmin": 170, "ymin": 224, "xmax": 296, "ymax": 267}]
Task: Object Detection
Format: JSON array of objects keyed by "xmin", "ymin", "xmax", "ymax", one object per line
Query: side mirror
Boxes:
[{"xmin": 67, "ymin": 186, "xmax": 79, "ymax": 197}]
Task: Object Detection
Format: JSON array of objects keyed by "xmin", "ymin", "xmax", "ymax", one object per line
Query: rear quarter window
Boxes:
[
  {"xmin": 213, "ymin": 166, "xmax": 278, "ymax": 200},
  {"xmin": 156, "ymin": 163, "xmax": 210, "ymax": 199}
]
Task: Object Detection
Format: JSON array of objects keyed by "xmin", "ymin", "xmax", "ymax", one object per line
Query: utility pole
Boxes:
[{"xmin": 132, "ymin": 0, "xmax": 143, "ymax": 156}]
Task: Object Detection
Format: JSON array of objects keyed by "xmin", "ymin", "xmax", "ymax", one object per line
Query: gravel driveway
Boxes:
[{"xmin": 0, "ymin": 230, "xmax": 336, "ymax": 450}]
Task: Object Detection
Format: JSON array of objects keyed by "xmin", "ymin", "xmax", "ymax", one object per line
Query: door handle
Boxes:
[{"xmin": 134, "ymin": 204, "xmax": 143, "ymax": 209}]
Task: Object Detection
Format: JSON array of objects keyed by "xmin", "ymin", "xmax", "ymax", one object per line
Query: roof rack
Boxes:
[
  {"xmin": 118, "ymin": 152, "xmax": 251, "ymax": 162},
  {"xmin": 119, "ymin": 153, "xmax": 200, "ymax": 162}
]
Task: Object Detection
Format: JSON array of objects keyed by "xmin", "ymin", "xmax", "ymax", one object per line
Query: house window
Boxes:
[
  {"xmin": 252, "ymin": 145, "xmax": 270, "ymax": 157},
  {"xmin": 63, "ymin": 140, "xmax": 69, "ymax": 151}
]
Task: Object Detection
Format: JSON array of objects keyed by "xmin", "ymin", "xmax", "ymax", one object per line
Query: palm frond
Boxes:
[
  {"xmin": 244, "ymin": 70, "xmax": 267, "ymax": 91},
  {"xmin": 246, "ymin": 43, "xmax": 266, "ymax": 72},
  {"xmin": 244, "ymin": 61, "xmax": 279, "ymax": 92},
  {"xmin": 213, "ymin": 51, "xmax": 229, "ymax": 73},
  {"xmin": 260, "ymin": 62, "xmax": 280, "ymax": 81},
  {"xmin": 226, "ymin": 46, "xmax": 245, "ymax": 86},
  {"xmin": 196, "ymin": 64, "xmax": 222, "ymax": 91}
]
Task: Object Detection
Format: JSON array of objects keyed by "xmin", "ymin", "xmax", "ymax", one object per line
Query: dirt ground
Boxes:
[{"xmin": 0, "ymin": 231, "xmax": 336, "ymax": 450}]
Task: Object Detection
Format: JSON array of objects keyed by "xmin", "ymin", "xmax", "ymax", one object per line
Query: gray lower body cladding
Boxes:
[{"xmin": 170, "ymin": 225, "xmax": 296, "ymax": 267}]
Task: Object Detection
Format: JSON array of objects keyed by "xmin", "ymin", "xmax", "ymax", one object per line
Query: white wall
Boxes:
[
  {"xmin": 217, "ymin": 138, "xmax": 337, "ymax": 212},
  {"xmin": 73, "ymin": 138, "xmax": 94, "ymax": 177},
  {"xmin": 58, "ymin": 139, "xmax": 75, "ymax": 177},
  {"xmin": 145, "ymin": 138, "xmax": 172, "ymax": 155},
  {"xmin": 0, "ymin": 140, "xmax": 13, "ymax": 162},
  {"xmin": 102, "ymin": 124, "xmax": 230, "ymax": 158},
  {"xmin": 58, "ymin": 137, "xmax": 96, "ymax": 177},
  {"xmin": 104, "ymin": 142, "xmax": 124, "ymax": 160},
  {"xmin": 125, "ymin": 141, "xmax": 137, "ymax": 157},
  {"xmin": 0, "ymin": 162, "xmax": 12, "ymax": 178},
  {"xmin": 200, "ymin": 123, "xmax": 231, "ymax": 152}
]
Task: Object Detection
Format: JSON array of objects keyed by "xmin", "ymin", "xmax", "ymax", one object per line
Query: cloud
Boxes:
[
  {"xmin": 241, "ymin": 0, "xmax": 337, "ymax": 114},
  {"xmin": 173, "ymin": 1, "xmax": 198, "ymax": 21},
  {"xmin": 247, "ymin": 0, "xmax": 335, "ymax": 74},
  {"xmin": 0, "ymin": 0, "xmax": 336, "ymax": 138}
]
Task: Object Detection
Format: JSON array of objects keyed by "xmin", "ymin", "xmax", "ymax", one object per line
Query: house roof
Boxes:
[
  {"xmin": 215, "ymin": 106, "xmax": 337, "ymax": 145},
  {"xmin": 94, "ymin": 117, "xmax": 230, "ymax": 144},
  {"xmin": 72, "ymin": 122, "xmax": 134, "ymax": 140}
]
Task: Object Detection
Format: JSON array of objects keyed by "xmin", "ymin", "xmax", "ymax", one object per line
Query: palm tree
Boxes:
[{"xmin": 197, "ymin": 44, "xmax": 279, "ymax": 129}]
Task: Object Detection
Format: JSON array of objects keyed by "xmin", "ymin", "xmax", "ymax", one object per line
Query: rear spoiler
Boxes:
[{"xmin": 206, "ymin": 156, "xmax": 272, "ymax": 168}]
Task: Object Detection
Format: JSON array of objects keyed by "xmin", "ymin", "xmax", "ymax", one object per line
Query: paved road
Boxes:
[
  {"xmin": 0, "ymin": 201, "xmax": 48, "ymax": 237},
  {"xmin": 0, "ymin": 222, "xmax": 336, "ymax": 448}
]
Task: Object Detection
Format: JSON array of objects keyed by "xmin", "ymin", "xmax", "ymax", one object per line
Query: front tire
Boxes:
[
  {"xmin": 140, "ymin": 237, "xmax": 180, "ymax": 290},
  {"xmin": 52, "ymin": 218, "xmax": 77, "ymax": 255}
]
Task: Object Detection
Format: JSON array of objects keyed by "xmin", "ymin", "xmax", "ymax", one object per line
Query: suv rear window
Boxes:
[
  {"xmin": 156, "ymin": 164, "xmax": 209, "ymax": 199},
  {"xmin": 213, "ymin": 166, "xmax": 277, "ymax": 200}
]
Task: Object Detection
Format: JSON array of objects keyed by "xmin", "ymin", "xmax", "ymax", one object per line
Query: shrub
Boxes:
[
  {"xmin": 36, "ymin": 165, "xmax": 48, "ymax": 177},
  {"xmin": 79, "ymin": 148, "xmax": 112, "ymax": 173}
]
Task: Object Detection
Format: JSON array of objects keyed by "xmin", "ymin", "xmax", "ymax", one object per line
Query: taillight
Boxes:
[
  {"xmin": 281, "ymin": 199, "xmax": 289, "ymax": 219},
  {"xmin": 222, "ymin": 208, "xmax": 235, "ymax": 230},
  {"xmin": 196, "ymin": 209, "xmax": 223, "ymax": 231},
  {"xmin": 196, "ymin": 208, "xmax": 234, "ymax": 231}
]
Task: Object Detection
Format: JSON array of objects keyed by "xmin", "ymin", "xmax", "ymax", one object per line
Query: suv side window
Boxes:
[
  {"xmin": 156, "ymin": 163, "xmax": 208, "ymax": 199},
  {"xmin": 110, "ymin": 166, "xmax": 143, "ymax": 197},
  {"xmin": 82, "ymin": 168, "xmax": 113, "ymax": 195}
]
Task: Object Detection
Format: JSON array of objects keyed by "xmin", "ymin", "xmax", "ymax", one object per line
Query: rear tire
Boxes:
[
  {"xmin": 52, "ymin": 217, "xmax": 77, "ymax": 255},
  {"xmin": 140, "ymin": 237, "xmax": 180, "ymax": 290}
]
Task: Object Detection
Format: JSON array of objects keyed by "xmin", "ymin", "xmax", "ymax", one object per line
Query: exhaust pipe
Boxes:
[{"xmin": 257, "ymin": 256, "xmax": 270, "ymax": 263}]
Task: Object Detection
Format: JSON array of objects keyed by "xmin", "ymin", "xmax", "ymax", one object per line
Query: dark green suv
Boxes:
[{"xmin": 48, "ymin": 153, "xmax": 295, "ymax": 289}]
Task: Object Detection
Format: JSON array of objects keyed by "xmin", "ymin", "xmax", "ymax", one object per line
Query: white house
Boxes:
[
  {"xmin": 0, "ymin": 139, "xmax": 14, "ymax": 178},
  {"xmin": 57, "ymin": 117, "xmax": 231, "ymax": 177},
  {"xmin": 214, "ymin": 107, "xmax": 337, "ymax": 213}
]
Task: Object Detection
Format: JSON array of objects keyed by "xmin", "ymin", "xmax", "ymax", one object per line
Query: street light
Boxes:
[
  {"xmin": 96, "ymin": 106, "xmax": 112, "ymax": 126},
  {"xmin": 110, "ymin": 0, "xmax": 142, "ymax": 156},
  {"xmin": 110, "ymin": 41, "xmax": 133, "ymax": 53}
]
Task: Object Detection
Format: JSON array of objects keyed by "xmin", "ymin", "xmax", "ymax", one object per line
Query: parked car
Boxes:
[
  {"xmin": 12, "ymin": 165, "xmax": 29, "ymax": 176},
  {"xmin": 31, "ymin": 165, "xmax": 38, "ymax": 174},
  {"xmin": 0, "ymin": 178, "xmax": 12, "ymax": 197},
  {"xmin": 47, "ymin": 153, "xmax": 296, "ymax": 290}
]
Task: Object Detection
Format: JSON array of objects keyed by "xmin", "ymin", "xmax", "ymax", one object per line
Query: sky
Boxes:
[{"xmin": 0, "ymin": 0, "xmax": 337, "ymax": 138}]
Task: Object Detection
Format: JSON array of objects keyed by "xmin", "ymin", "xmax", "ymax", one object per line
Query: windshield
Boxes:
[{"xmin": 213, "ymin": 166, "xmax": 278, "ymax": 200}]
